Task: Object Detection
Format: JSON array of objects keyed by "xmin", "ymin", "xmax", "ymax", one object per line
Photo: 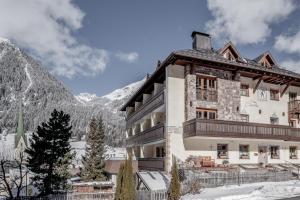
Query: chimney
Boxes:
[{"xmin": 191, "ymin": 31, "xmax": 212, "ymax": 50}]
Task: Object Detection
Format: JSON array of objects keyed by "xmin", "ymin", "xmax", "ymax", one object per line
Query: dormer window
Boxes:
[
  {"xmin": 219, "ymin": 42, "xmax": 241, "ymax": 62},
  {"xmin": 255, "ymin": 52, "xmax": 277, "ymax": 68}
]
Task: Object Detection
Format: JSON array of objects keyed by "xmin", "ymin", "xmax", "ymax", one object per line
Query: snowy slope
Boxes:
[
  {"xmin": 103, "ymin": 79, "xmax": 145, "ymax": 101},
  {"xmin": 0, "ymin": 37, "xmax": 145, "ymax": 146},
  {"xmin": 182, "ymin": 180, "xmax": 300, "ymax": 200}
]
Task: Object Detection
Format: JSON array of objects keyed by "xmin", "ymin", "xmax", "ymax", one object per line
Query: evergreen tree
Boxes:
[
  {"xmin": 114, "ymin": 155, "xmax": 135, "ymax": 200},
  {"xmin": 114, "ymin": 163, "xmax": 125, "ymax": 200},
  {"xmin": 168, "ymin": 161, "xmax": 181, "ymax": 200},
  {"xmin": 25, "ymin": 109, "xmax": 72, "ymax": 195},
  {"xmin": 123, "ymin": 155, "xmax": 135, "ymax": 200},
  {"xmin": 82, "ymin": 117, "xmax": 107, "ymax": 181}
]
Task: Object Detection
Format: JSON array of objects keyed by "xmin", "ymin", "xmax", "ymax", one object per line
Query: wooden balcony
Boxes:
[
  {"xmin": 183, "ymin": 118, "xmax": 300, "ymax": 141},
  {"xmin": 127, "ymin": 123, "xmax": 165, "ymax": 146},
  {"xmin": 137, "ymin": 157, "xmax": 164, "ymax": 171},
  {"xmin": 126, "ymin": 89, "xmax": 164, "ymax": 129},
  {"xmin": 196, "ymin": 88, "xmax": 217, "ymax": 102},
  {"xmin": 289, "ymin": 100, "xmax": 300, "ymax": 116}
]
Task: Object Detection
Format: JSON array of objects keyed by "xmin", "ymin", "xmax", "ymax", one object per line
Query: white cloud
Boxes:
[
  {"xmin": 274, "ymin": 31, "xmax": 300, "ymax": 54},
  {"xmin": 115, "ymin": 52, "xmax": 139, "ymax": 63},
  {"xmin": 0, "ymin": 0, "xmax": 109, "ymax": 78},
  {"xmin": 280, "ymin": 59, "xmax": 300, "ymax": 73},
  {"xmin": 206, "ymin": 0, "xmax": 296, "ymax": 45}
]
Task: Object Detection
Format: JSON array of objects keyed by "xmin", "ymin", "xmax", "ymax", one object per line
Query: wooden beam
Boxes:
[
  {"xmin": 253, "ymin": 75, "xmax": 262, "ymax": 80},
  {"xmin": 281, "ymin": 82, "xmax": 291, "ymax": 97},
  {"xmin": 253, "ymin": 77, "xmax": 263, "ymax": 93}
]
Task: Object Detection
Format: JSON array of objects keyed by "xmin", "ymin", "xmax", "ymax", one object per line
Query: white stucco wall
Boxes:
[
  {"xmin": 240, "ymin": 77, "xmax": 300, "ymax": 126},
  {"xmin": 184, "ymin": 137, "xmax": 300, "ymax": 165},
  {"xmin": 166, "ymin": 64, "xmax": 186, "ymax": 170}
]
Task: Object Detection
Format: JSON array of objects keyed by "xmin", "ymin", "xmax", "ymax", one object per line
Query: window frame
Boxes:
[
  {"xmin": 270, "ymin": 145, "xmax": 280, "ymax": 159},
  {"xmin": 196, "ymin": 108, "xmax": 217, "ymax": 120},
  {"xmin": 217, "ymin": 144, "xmax": 228, "ymax": 159},
  {"xmin": 239, "ymin": 144, "xmax": 250, "ymax": 159},
  {"xmin": 289, "ymin": 146, "xmax": 297, "ymax": 159},
  {"xmin": 240, "ymin": 84, "xmax": 249, "ymax": 97},
  {"xmin": 270, "ymin": 89, "xmax": 279, "ymax": 101},
  {"xmin": 196, "ymin": 75, "xmax": 218, "ymax": 101}
]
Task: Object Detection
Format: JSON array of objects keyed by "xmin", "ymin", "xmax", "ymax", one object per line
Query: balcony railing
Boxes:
[
  {"xmin": 127, "ymin": 123, "xmax": 165, "ymax": 146},
  {"xmin": 137, "ymin": 157, "xmax": 164, "ymax": 171},
  {"xmin": 196, "ymin": 88, "xmax": 217, "ymax": 102},
  {"xmin": 289, "ymin": 100, "xmax": 300, "ymax": 114},
  {"xmin": 183, "ymin": 118, "xmax": 300, "ymax": 141},
  {"xmin": 126, "ymin": 89, "xmax": 164, "ymax": 129}
]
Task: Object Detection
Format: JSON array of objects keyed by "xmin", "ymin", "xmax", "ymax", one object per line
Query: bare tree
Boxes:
[{"xmin": 0, "ymin": 152, "xmax": 27, "ymax": 199}]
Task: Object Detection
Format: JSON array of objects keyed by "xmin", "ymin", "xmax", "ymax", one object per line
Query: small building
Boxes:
[{"xmin": 104, "ymin": 159, "xmax": 138, "ymax": 186}]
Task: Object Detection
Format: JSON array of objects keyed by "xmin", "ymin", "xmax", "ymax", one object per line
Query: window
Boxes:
[
  {"xmin": 196, "ymin": 108, "xmax": 217, "ymax": 119},
  {"xmin": 270, "ymin": 89, "xmax": 279, "ymax": 101},
  {"xmin": 240, "ymin": 84, "xmax": 249, "ymax": 96},
  {"xmin": 240, "ymin": 114, "xmax": 249, "ymax": 122},
  {"xmin": 156, "ymin": 146, "xmax": 165, "ymax": 157},
  {"xmin": 239, "ymin": 145, "xmax": 250, "ymax": 159},
  {"xmin": 270, "ymin": 117, "xmax": 279, "ymax": 125},
  {"xmin": 290, "ymin": 146, "xmax": 297, "ymax": 159},
  {"xmin": 196, "ymin": 76, "xmax": 217, "ymax": 101},
  {"xmin": 217, "ymin": 144, "xmax": 228, "ymax": 159},
  {"xmin": 270, "ymin": 146, "xmax": 280, "ymax": 159},
  {"xmin": 289, "ymin": 92, "xmax": 297, "ymax": 101}
]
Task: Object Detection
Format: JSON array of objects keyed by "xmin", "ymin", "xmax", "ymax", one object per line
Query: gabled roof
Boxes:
[
  {"xmin": 217, "ymin": 41, "xmax": 242, "ymax": 60},
  {"xmin": 121, "ymin": 46, "xmax": 300, "ymax": 111},
  {"xmin": 254, "ymin": 51, "xmax": 277, "ymax": 66}
]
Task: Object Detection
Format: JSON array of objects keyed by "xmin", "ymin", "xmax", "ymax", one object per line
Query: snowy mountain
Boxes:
[{"xmin": 0, "ymin": 38, "xmax": 145, "ymax": 146}]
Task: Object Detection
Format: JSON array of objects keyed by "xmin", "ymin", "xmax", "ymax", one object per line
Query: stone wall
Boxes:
[{"xmin": 185, "ymin": 65, "xmax": 241, "ymax": 121}]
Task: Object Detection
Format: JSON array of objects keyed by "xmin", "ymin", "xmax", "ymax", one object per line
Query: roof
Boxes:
[
  {"xmin": 137, "ymin": 171, "xmax": 170, "ymax": 191},
  {"xmin": 73, "ymin": 181, "xmax": 114, "ymax": 187},
  {"xmin": 104, "ymin": 160, "xmax": 138, "ymax": 174},
  {"xmin": 121, "ymin": 42, "xmax": 300, "ymax": 111}
]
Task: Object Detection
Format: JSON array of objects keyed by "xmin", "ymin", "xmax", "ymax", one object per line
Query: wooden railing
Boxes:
[
  {"xmin": 183, "ymin": 118, "xmax": 300, "ymax": 141},
  {"xmin": 196, "ymin": 88, "xmax": 218, "ymax": 102},
  {"xmin": 127, "ymin": 123, "xmax": 165, "ymax": 146},
  {"xmin": 126, "ymin": 89, "xmax": 164, "ymax": 129},
  {"xmin": 137, "ymin": 157, "xmax": 165, "ymax": 171}
]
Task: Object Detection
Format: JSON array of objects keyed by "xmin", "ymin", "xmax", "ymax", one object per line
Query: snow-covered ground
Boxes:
[{"xmin": 182, "ymin": 180, "xmax": 300, "ymax": 200}]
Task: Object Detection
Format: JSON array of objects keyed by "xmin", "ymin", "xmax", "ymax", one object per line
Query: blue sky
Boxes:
[{"xmin": 1, "ymin": 0, "xmax": 300, "ymax": 96}]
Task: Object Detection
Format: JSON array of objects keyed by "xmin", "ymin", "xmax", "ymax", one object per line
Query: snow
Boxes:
[
  {"xmin": 75, "ymin": 93, "xmax": 97, "ymax": 103},
  {"xmin": 103, "ymin": 79, "xmax": 145, "ymax": 101},
  {"xmin": 182, "ymin": 180, "xmax": 300, "ymax": 200},
  {"xmin": 138, "ymin": 171, "xmax": 170, "ymax": 191},
  {"xmin": 70, "ymin": 140, "xmax": 126, "ymax": 162},
  {"xmin": 0, "ymin": 133, "xmax": 15, "ymax": 156},
  {"xmin": 23, "ymin": 63, "xmax": 33, "ymax": 104},
  {"xmin": 0, "ymin": 37, "xmax": 10, "ymax": 44}
]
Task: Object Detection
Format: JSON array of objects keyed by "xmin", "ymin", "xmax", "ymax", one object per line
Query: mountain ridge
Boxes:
[{"xmin": 0, "ymin": 38, "xmax": 145, "ymax": 146}]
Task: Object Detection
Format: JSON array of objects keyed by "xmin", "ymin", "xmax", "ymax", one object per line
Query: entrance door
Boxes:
[{"xmin": 258, "ymin": 146, "xmax": 268, "ymax": 166}]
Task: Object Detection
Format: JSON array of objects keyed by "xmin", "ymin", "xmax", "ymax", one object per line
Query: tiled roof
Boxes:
[{"xmin": 173, "ymin": 49, "xmax": 300, "ymax": 79}]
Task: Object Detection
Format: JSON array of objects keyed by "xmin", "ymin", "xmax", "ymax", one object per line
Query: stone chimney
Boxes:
[{"xmin": 191, "ymin": 31, "xmax": 212, "ymax": 50}]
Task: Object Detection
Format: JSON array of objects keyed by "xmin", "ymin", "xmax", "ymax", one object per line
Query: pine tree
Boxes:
[
  {"xmin": 25, "ymin": 109, "xmax": 72, "ymax": 195},
  {"xmin": 82, "ymin": 117, "xmax": 107, "ymax": 181},
  {"xmin": 123, "ymin": 155, "xmax": 135, "ymax": 200},
  {"xmin": 168, "ymin": 161, "xmax": 181, "ymax": 200},
  {"xmin": 114, "ymin": 163, "xmax": 125, "ymax": 200}
]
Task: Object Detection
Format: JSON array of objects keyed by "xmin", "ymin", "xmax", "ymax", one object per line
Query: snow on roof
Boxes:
[
  {"xmin": 0, "ymin": 134, "xmax": 15, "ymax": 156},
  {"xmin": 73, "ymin": 181, "xmax": 113, "ymax": 187},
  {"xmin": 138, "ymin": 171, "xmax": 170, "ymax": 191}
]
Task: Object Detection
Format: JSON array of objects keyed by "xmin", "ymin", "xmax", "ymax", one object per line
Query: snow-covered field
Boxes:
[{"xmin": 182, "ymin": 180, "xmax": 300, "ymax": 200}]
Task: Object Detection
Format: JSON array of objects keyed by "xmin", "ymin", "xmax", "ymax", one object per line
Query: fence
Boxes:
[
  {"xmin": 136, "ymin": 190, "xmax": 167, "ymax": 200},
  {"xmin": 183, "ymin": 169, "xmax": 293, "ymax": 188},
  {"xmin": 6, "ymin": 192, "xmax": 114, "ymax": 200}
]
